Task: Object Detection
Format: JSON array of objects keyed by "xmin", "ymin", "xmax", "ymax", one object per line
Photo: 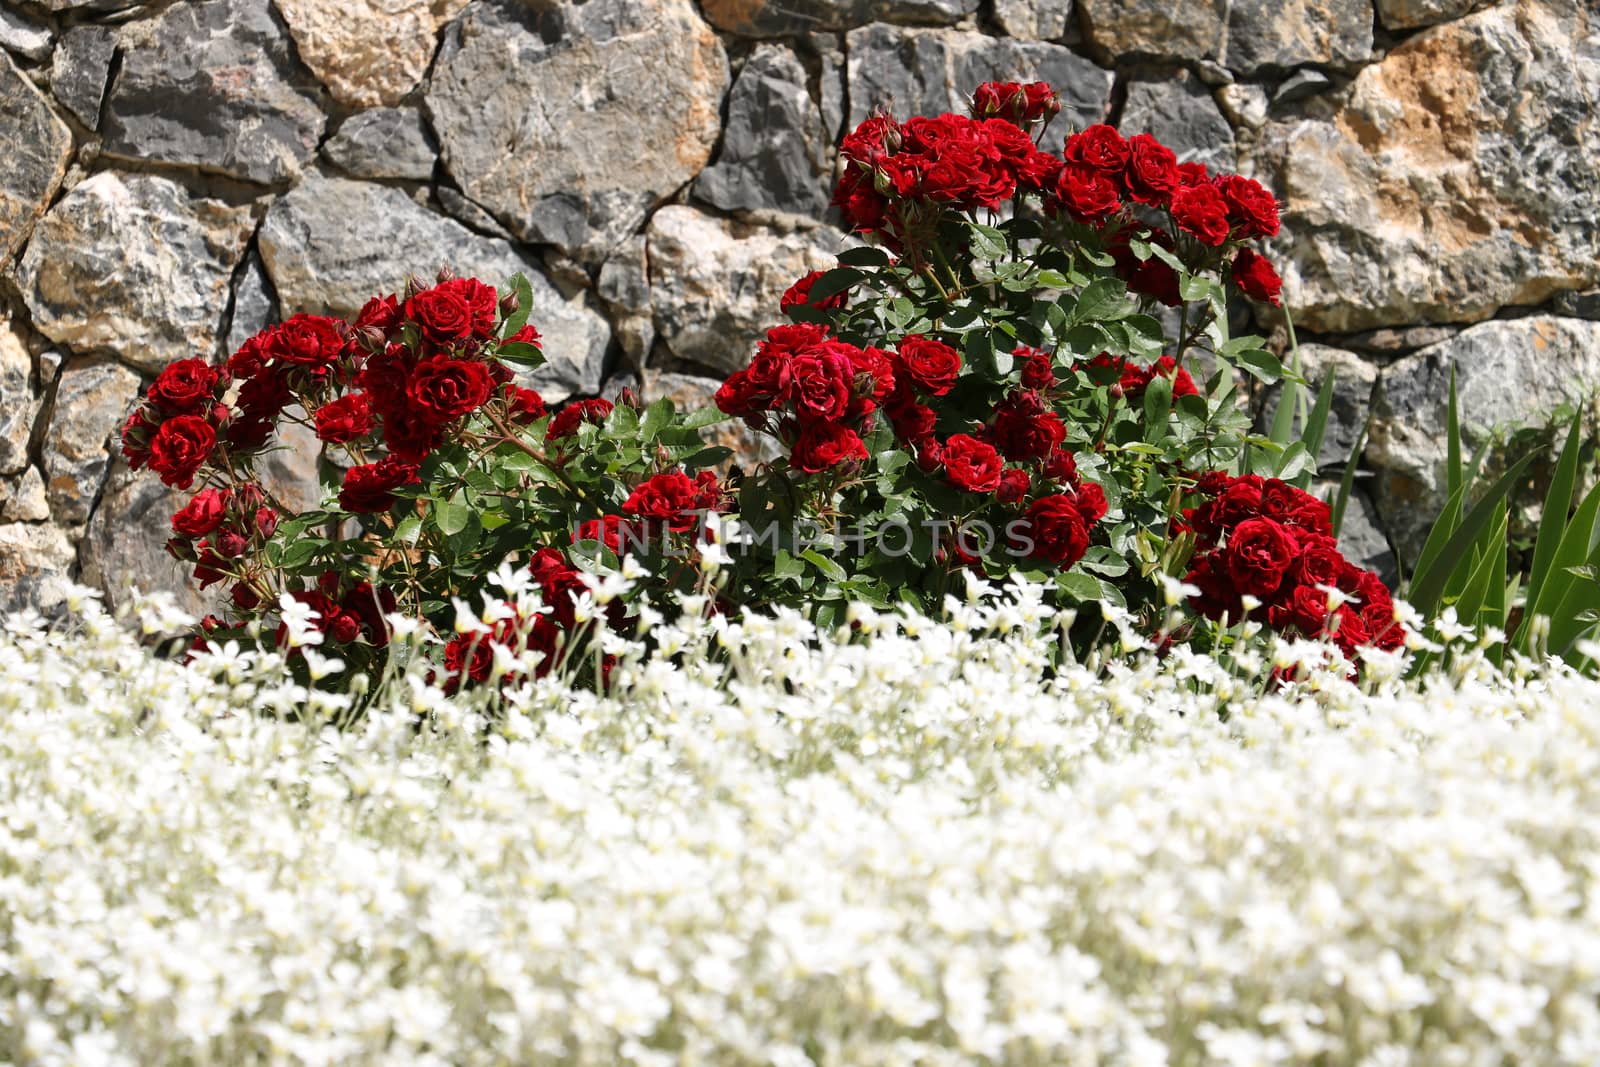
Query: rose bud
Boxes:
[
  {"xmin": 436, "ymin": 266, "xmax": 457, "ymax": 284},
  {"xmin": 618, "ymin": 387, "xmax": 642, "ymax": 411},
  {"xmin": 329, "ymin": 611, "xmax": 361, "ymax": 644},
  {"xmin": 235, "ymin": 483, "xmax": 268, "ymax": 511},
  {"xmin": 499, "ymin": 290, "xmax": 520, "ymax": 316},
  {"xmin": 402, "ymin": 274, "xmax": 425, "ymax": 300},
  {"xmin": 231, "ymin": 582, "xmax": 262, "ymax": 611},
  {"xmin": 215, "ymin": 527, "xmax": 250, "ymax": 559},
  {"xmin": 254, "ymin": 507, "xmax": 279, "ymax": 538}
]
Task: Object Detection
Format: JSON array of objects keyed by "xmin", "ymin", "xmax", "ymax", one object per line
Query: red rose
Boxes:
[
  {"xmin": 1224, "ymin": 517, "xmax": 1297, "ymax": 597},
  {"xmin": 780, "ymin": 270, "xmax": 847, "ymax": 313},
  {"xmin": 1171, "ymin": 182, "xmax": 1232, "ymax": 246},
  {"xmin": 254, "ymin": 506, "xmax": 279, "ymax": 538},
  {"xmin": 1215, "ymin": 175, "xmax": 1280, "ymax": 239},
  {"xmin": 269, "ymin": 314, "xmax": 344, "ymax": 368},
  {"xmin": 314, "ymin": 393, "xmax": 375, "ymax": 443},
  {"xmin": 1109, "ymin": 230, "xmax": 1183, "ymax": 307},
  {"xmin": 404, "ymin": 284, "xmax": 474, "ymax": 346},
  {"xmin": 148, "ymin": 359, "xmax": 221, "ymax": 414},
  {"xmin": 895, "ymin": 335, "xmax": 962, "ymax": 396},
  {"xmin": 1020, "ymin": 348, "xmax": 1055, "ymax": 390},
  {"xmin": 788, "ymin": 349, "xmax": 853, "ymax": 423},
  {"xmin": 1072, "ymin": 481, "xmax": 1108, "ymax": 524},
  {"xmin": 992, "ymin": 390, "xmax": 1066, "ymax": 462},
  {"xmin": 1042, "ymin": 448, "xmax": 1078, "ymax": 483},
  {"xmin": 227, "ymin": 330, "xmax": 273, "ymax": 379},
  {"xmin": 120, "ymin": 408, "xmax": 157, "ymax": 470},
  {"xmin": 508, "ymin": 386, "xmax": 548, "ymax": 423},
  {"xmin": 1258, "ymin": 478, "xmax": 1301, "ymax": 520},
  {"xmin": 354, "ymin": 293, "xmax": 401, "ymax": 334},
  {"xmin": 1064, "ymin": 124, "xmax": 1129, "ymax": 172},
  {"xmin": 546, "ymin": 398, "xmax": 614, "ymax": 440},
  {"xmin": 1054, "ymin": 163, "xmax": 1121, "ymax": 223},
  {"xmin": 381, "ymin": 406, "xmax": 443, "ymax": 463},
  {"xmin": 1177, "ymin": 161, "xmax": 1211, "ymax": 186},
  {"xmin": 790, "ymin": 421, "xmax": 868, "ymax": 473},
  {"xmin": 407, "ymin": 357, "xmax": 495, "ymax": 423},
  {"xmin": 1123, "ymin": 133, "xmax": 1180, "ymax": 206},
  {"xmin": 1149, "ymin": 355, "xmax": 1199, "ymax": 398},
  {"xmin": 171, "ymin": 487, "xmax": 231, "ymax": 538},
  {"xmin": 848, "ymin": 345, "xmax": 897, "ymax": 402},
  {"xmin": 338, "ymin": 457, "xmax": 419, "ymax": 513},
  {"xmin": 623, "ymin": 470, "xmax": 709, "ymax": 532},
  {"xmin": 831, "ymin": 164, "xmax": 890, "ymax": 234},
  {"xmin": 1331, "ymin": 605, "xmax": 1371, "ymax": 656},
  {"xmin": 148, "ymin": 415, "xmax": 216, "ymax": 489},
  {"xmin": 1267, "ymin": 583, "xmax": 1333, "ymax": 636},
  {"xmin": 1292, "ymin": 534, "xmax": 1349, "ymax": 590},
  {"xmin": 1014, "ymin": 494, "xmax": 1092, "ymax": 567},
  {"xmin": 1232, "ymin": 248, "xmax": 1283, "ymax": 306},
  {"xmin": 573, "ymin": 514, "xmax": 640, "ymax": 555},
  {"xmin": 941, "ymin": 434, "xmax": 1004, "ymax": 493},
  {"xmin": 885, "ymin": 394, "xmax": 937, "ymax": 443},
  {"xmin": 996, "ymin": 468, "xmax": 1031, "ymax": 503},
  {"xmin": 214, "ymin": 526, "xmax": 249, "ymax": 559}
]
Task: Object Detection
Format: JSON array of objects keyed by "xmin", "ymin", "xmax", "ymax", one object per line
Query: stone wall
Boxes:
[{"xmin": 0, "ymin": 0, "xmax": 1595, "ymax": 612}]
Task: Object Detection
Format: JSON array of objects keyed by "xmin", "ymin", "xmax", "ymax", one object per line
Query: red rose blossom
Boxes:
[
  {"xmin": 1064, "ymin": 124, "xmax": 1130, "ymax": 172},
  {"xmin": 1014, "ymin": 494, "xmax": 1092, "ymax": 567},
  {"xmin": 147, "ymin": 415, "xmax": 217, "ymax": 490},
  {"xmin": 407, "ymin": 357, "xmax": 496, "ymax": 424},
  {"xmin": 268, "ymin": 314, "xmax": 344, "ymax": 368},
  {"xmin": 895, "ymin": 335, "xmax": 962, "ymax": 396},
  {"xmin": 1215, "ymin": 174, "xmax": 1280, "ymax": 239},
  {"xmin": 790, "ymin": 421, "xmax": 868, "ymax": 473},
  {"xmin": 941, "ymin": 434, "xmax": 1004, "ymax": 493},
  {"xmin": 171, "ymin": 487, "xmax": 231, "ymax": 538},
  {"xmin": 1171, "ymin": 182, "xmax": 1232, "ymax": 246},
  {"xmin": 1224, "ymin": 517, "xmax": 1297, "ymax": 598},
  {"xmin": 338, "ymin": 457, "xmax": 419, "ymax": 513},
  {"xmin": 1054, "ymin": 163, "xmax": 1121, "ymax": 223},
  {"xmin": 1232, "ymin": 248, "xmax": 1283, "ymax": 305},
  {"xmin": 148, "ymin": 359, "xmax": 222, "ymax": 413},
  {"xmin": 1123, "ymin": 133, "xmax": 1180, "ymax": 206},
  {"xmin": 314, "ymin": 393, "xmax": 375, "ymax": 443}
]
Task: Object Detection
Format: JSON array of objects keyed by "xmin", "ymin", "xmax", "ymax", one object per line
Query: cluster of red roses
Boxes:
[
  {"xmin": 119, "ymin": 274, "xmax": 558, "ymax": 607},
  {"xmin": 1181, "ymin": 473, "xmax": 1403, "ymax": 657},
  {"xmin": 831, "ymin": 81, "xmax": 1285, "ymax": 308}
]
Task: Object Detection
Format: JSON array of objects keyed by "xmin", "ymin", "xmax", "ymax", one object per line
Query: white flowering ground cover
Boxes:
[{"xmin": 3, "ymin": 582, "xmax": 1600, "ymax": 1066}]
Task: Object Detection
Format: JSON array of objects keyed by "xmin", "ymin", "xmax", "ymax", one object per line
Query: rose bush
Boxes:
[{"xmin": 118, "ymin": 78, "xmax": 1406, "ymax": 691}]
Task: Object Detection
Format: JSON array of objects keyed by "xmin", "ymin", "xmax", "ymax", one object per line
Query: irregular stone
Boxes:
[
  {"xmin": 102, "ymin": 0, "xmax": 326, "ymax": 185},
  {"xmin": 701, "ymin": 0, "xmax": 977, "ymax": 37},
  {"xmin": 427, "ymin": 0, "xmax": 729, "ymax": 264},
  {"xmin": 1259, "ymin": 343, "xmax": 1377, "ymax": 469},
  {"xmin": 1253, "ymin": 0, "xmax": 1600, "ymax": 333},
  {"xmin": 846, "ymin": 25, "xmax": 1114, "ymax": 151},
  {"xmin": 274, "ymin": 0, "xmax": 467, "ymax": 108},
  {"xmin": 0, "ymin": 318, "xmax": 38, "ymax": 476},
  {"xmin": 812, "ymin": 34, "xmax": 846, "ymax": 145},
  {"xmin": 258, "ymin": 407, "xmax": 326, "ymax": 514},
  {"xmin": 18, "ymin": 172, "xmax": 254, "ymax": 373},
  {"xmin": 43, "ymin": 357, "xmax": 144, "ymax": 523},
  {"xmin": 1120, "ymin": 70, "xmax": 1235, "ymax": 172},
  {"xmin": 0, "ymin": 8, "xmax": 54, "ymax": 61},
  {"xmin": 0, "ymin": 467, "xmax": 51, "ymax": 523},
  {"xmin": 1225, "ymin": 0, "xmax": 1372, "ymax": 74},
  {"xmin": 0, "ymin": 521, "xmax": 76, "ymax": 614},
  {"xmin": 1272, "ymin": 69, "xmax": 1333, "ymax": 108},
  {"xmin": 437, "ymin": 186, "xmax": 516, "ymax": 240},
  {"xmin": 39, "ymin": 0, "xmax": 145, "ymax": 11},
  {"xmin": 225, "ymin": 250, "xmax": 279, "ymax": 356},
  {"xmin": 1217, "ymin": 83, "xmax": 1269, "ymax": 130},
  {"xmin": 1367, "ymin": 316, "xmax": 1600, "ymax": 564},
  {"xmin": 258, "ymin": 176, "xmax": 611, "ymax": 401},
  {"xmin": 1549, "ymin": 290, "xmax": 1600, "ymax": 322},
  {"xmin": 0, "ymin": 52, "xmax": 73, "ymax": 267},
  {"xmin": 597, "ymin": 235, "xmax": 655, "ymax": 370},
  {"xmin": 1342, "ymin": 323, "xmax": 1461, "ymax": 356},
  {"xmin": 642, "ymin": 371, "xmax": 783, "ymax": 472},
  {"xmin": 696, "ymin": 45, "xmax": 831, "ymax": 218},
  {"xmin": 648, "ymin": 206, "xmax": 845, "ymax": 375},
  {"xmin": 322, "ymin": 107, "xmax": 436, "ymax": 182},
  {"xmin": 1377, "ymin": 0, "xmax": 1484, "ymax": 31},
  {"xmin": 1078, "ymin": 0, "xmax": 1371, "ymax": 73},
  {"xmin": 993, "ymin": 0, "xmax": 1074, "ymax": 41},
  {"xmin": 50, "ymin": 25, "xmax": 118, "ymax": 128},
  {"xmin": 81, "ymin": 464, "xmax": 213, "ymax": 616}
]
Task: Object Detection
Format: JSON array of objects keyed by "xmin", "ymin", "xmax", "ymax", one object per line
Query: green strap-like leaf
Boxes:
[
  {"xmin": 1406, "ymin": 450, "xmax": 1537, "ymax": 618},
  {"xmin": 1524, "ymin": 411, "xmax": 1583, "ymax": 620}
]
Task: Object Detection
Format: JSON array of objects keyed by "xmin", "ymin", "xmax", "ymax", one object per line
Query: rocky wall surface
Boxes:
[{"xmin": 0, "ymin": 0, "xmax": 1595, "ymax": 612}]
